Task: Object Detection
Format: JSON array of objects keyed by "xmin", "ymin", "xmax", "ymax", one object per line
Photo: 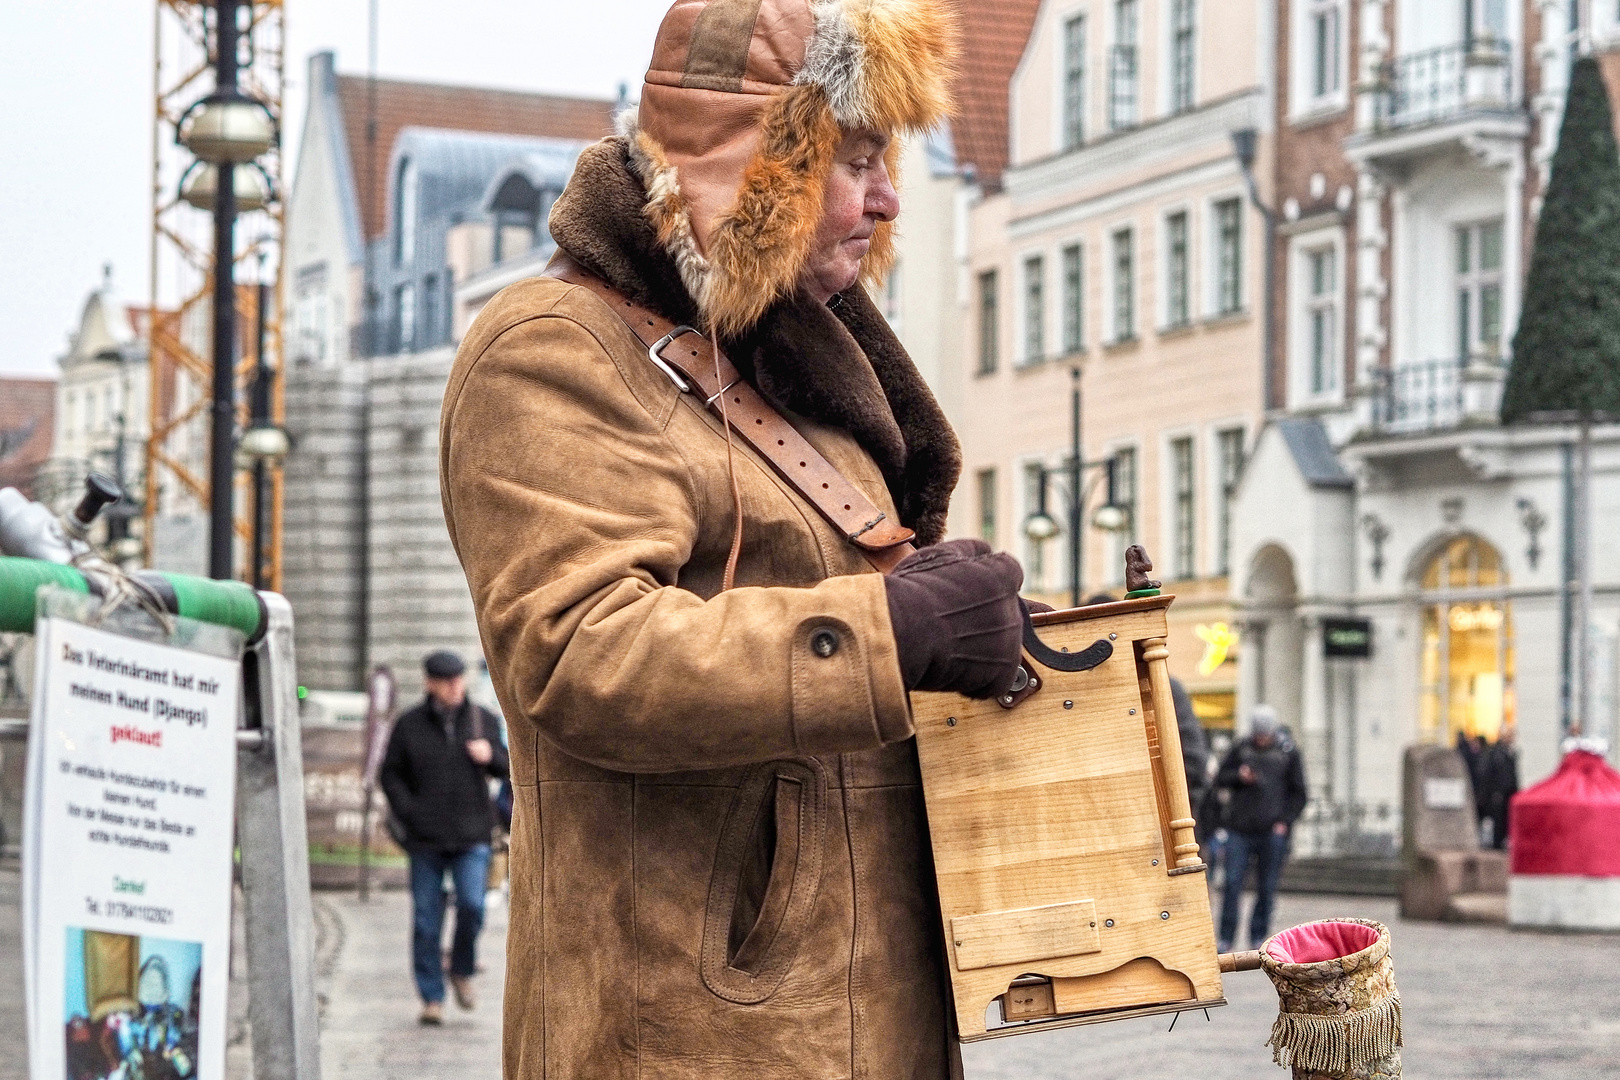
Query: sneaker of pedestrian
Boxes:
[
  {"xmin": 451, "ymin": 975, "xmax": 477, "ymax": 1011},
  {"xmin": 419, "ymin": 1001, "xmax": 444, "ymax": 1026}
]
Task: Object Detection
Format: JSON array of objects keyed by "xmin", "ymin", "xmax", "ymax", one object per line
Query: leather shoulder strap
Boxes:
[{"xmin": 544, "ymin": 253, "xmax": 916, "ymax": 573}]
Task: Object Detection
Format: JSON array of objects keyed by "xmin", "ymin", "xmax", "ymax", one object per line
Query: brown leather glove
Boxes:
[{"xmin": 884, "ymin": 539, "xmax": 1025, "ymax": 699}]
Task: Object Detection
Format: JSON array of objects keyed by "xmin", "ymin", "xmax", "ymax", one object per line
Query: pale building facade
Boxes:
[
  {"xmin": 1230, "ymin": 0, "xmax": 1620, "ymax": 855},
  {"xmin": 955, "ymin": 0, "xmax": 1272, "ymax": 732},
  {"xmin": 39, "ymin": 274, "xmax": 150, "ymax": 550}
]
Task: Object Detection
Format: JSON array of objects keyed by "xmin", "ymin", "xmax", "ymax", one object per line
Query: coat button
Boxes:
[{"xmin": 810, "ymin": 628, "xmax": 840, "ymax": 658}]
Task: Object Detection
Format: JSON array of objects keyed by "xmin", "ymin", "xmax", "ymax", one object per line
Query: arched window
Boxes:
[
  {"xmin": 1419, "ymin": 535, "xmax": 1514, "ymax": 743},
  {"xmin": 393, "ymin": 158, "xmax": 417, "ymax": 268}
]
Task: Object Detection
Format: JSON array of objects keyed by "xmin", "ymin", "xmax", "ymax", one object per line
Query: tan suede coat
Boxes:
[{"xmin": 440, "ymin": 144, "xmax": 962, "ymax": 1077}]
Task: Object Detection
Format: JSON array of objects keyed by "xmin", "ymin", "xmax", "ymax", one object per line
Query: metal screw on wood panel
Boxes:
[
  {"xmin": 1109, "ymin": 633, "xmax": 1117, "ymax": 640},
  {"xmin": 1129, "ymin": 708, "xmax": 1136, "ymax": 715},
  {"xmin": 1152, "ymin": 859, "xmax": 1159, "ymax": 866},
  {"xmin": 1161, "ymin": 911, "xmax": 1170, "ymax": 920},
  {"xmin": 1105, "ymin": 919, "xmax": 1114, "ymax": 927},
  {"xmin": 946, "ymin": 717, "xmax": 957, "ymax": 727},
  {"xmin": 1090, "ymin": 921, "xmax": 1096, "ymax": 927},
  {"xmin": 1000, "ymin": 695, "xmax": 1014, "ymax": 705},
  {"xmin": 1063, "ymin": 700, "xmax": 1074, "ymax": 709},
  {"xmin": 1029, "ymin": 677, "xmax": 1040, "ymax": 688}
]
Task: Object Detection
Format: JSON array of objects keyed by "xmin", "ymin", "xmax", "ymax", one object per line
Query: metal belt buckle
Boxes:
[{"xmin": 648, "ymin": 326, "xmax": 697, "ymax": 392}]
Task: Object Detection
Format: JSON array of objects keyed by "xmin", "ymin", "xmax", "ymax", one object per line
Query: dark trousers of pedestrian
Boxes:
[
  {"xmin": 409, "ymin": 844, "xmax": 492, "ymax": 1004},
  {"xmin": 1218, "ymin": 829, "xmax": 1289, "ymax": 952}
]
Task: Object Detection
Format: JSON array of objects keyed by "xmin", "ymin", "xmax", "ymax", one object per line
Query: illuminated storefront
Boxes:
[{"xmin": 1419, "ymin": 536, "xmax": 1516, "ymax": 743}]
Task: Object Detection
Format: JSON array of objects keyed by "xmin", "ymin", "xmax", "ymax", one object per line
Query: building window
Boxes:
[
  {"xmin": 1063, "ymin": 15, "xmax": 1087, "ymax": 150},
  {"xmin": 1165, "ymin": 211, "xmax": 1190, "ymax": 329},
  {"xmin": 1024, "ymin": 461, "xmax": 1048, "ymax": 585},
  {"xmin": 1309, "ymin": 0, "xmax": 1342, "ymax": 102},
  {"xmin": 1306, "ymin": 246, "xmax": 1338, "ymax": 394},
  {"xmin": 65, "ymin": 391, "xmax": 75, "ymax": 438},
  {"xmin": 1062, "ymin": 244, "xmax": 1084, "ymax": 355},
  {"xmin": 393, "ymin": 157, "xmax": 417, "ymax": 268},
  {"xmin": 978, "ymin": 269, "xmax": 999, "ymax": 375},
  {"xmin": 1170, "ymin": 0, "xmax": 1196, "ymax": 113},
  {"xmin": 423, "ymin": 273, "xmax": 439, "ymax": 346},
  {"xmin": 1216, "ymin": 428, "xmax": 1244, "ymax": 576},
  {"xmin": 1023, "ymin": 255, "xmax": 1046, "ymax": 365},
  {"xmin": 1109, "ymin": 0, "xmax": 1139, "ymax": 131},
  {"xmin": 1215, "ymin": 198, "xmax": 1243, "ymax": 315},
  {"xmin": 395, "ymin": 283, "xmax": 416, "ymax": 353},
  {"xmin": 1110, "ymin": 446, "xmax": 1138, "ymax": 582},
  {"xmin": 977, "ymin": 468, "xmax": 997, "ymax": 545},
  {"xmin": 1456, "ymin": 219, "xmax": 1504, "ymax": 359},
  {"xmin": 1112, "ymin": 228, "xmax": 1135, "ymax": 342},
  {"xmin": 1170, "ymin": 436, "xmax": 1195, "ymax": 579}
]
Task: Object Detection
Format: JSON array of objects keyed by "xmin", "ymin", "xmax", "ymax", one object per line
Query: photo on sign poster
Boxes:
[{"xmin": 63, "ymin": 928, "xmax": 201, "ymax": 1080}]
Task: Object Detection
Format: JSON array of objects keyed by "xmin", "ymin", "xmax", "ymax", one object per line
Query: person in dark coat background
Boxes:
[
  {"xmin": 1215, "ymin": 704, "xmax": 1307, "ymax": 952},
  {"xmin": 1477, "ymin": 726, "xmax": 1520, "ymax": 849},
  {"xmin": 381, "ymin": 650, "xmax": 510, "ymax": 1025}
]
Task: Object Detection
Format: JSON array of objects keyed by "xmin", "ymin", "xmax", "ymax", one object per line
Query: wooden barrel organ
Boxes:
[{"xmin": 912, "ymin": 555, "xmax": 1224, "ymax": 1040}]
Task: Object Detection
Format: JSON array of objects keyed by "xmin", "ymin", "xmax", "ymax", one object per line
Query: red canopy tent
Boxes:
[{"xmin": 1510, "ymin": 750, "xmax": 1620, "ymax": 877}]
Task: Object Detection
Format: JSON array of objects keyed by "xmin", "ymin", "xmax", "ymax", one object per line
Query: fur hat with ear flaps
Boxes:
[{"xmin": 624, "ymin": 0, "xmax": 958, "ymax": 338}]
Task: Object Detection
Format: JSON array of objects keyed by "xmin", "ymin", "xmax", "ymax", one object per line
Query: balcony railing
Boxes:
[
  {"xmin": 1374, "ymin": 40, "xmax": 1514, "ymax": 130},
  {"xmin": 1370, "ymin": 357, "xmax": 1506, "ymax": 434}
]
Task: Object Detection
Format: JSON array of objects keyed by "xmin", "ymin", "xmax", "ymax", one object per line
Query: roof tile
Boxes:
[{"xmin": 952, "ymin": 0, "xmax": 1043, "ymax": 190}]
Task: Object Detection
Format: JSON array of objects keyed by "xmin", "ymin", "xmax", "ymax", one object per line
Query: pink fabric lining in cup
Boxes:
[{"xmin": 1264, "ymin": 921, "xmax": 1380, "ymax": 964}]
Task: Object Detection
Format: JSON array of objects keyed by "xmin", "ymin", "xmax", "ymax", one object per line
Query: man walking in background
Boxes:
[
  {"xmin": 380, "ymin": 651, "xmax": 509, "ymax": 1025},
  {"xmin": 1215, "ymin": 705, "xmax": 1307, "ymax": 953}
]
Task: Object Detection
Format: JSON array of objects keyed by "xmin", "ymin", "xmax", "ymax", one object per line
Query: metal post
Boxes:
[
  {"xmin": 252, "ymin": 277, "xmax": 271, "ymax": 590},
  {"xmin": 1561, "ymin": 441, "xmax": 1575, "ymax": 733},
  {"xmin": 208, "ymin": 0, "xmax": 241, "ymax": 581},
  {"xmin": 1576, "ymin": 421, "xmax": 1594, "ymax": 733},
  {"xmin": 1070, "ymin": 366, "xmax": 1082, "ymax": 608},
  {"xmin": 237, "ymin": 593, "xmax": 323, "ymax": 1080}
]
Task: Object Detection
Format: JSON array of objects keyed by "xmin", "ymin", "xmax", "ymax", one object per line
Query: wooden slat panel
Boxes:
[{"xmin": 950, "ymin": 900, "xmax": 1100, "ymax": 971}]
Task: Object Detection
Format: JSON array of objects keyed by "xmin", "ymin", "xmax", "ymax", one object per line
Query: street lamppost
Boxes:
[
  {"xmin": 239, "ymin": 266, "xmax": 289, "ymax": 590},
  {"xmin": 1023, "ymin": 366, "xmax": 1131, "ymax": 606},
  {"xmin": 176, "ymin": 0, "xmax": 275, "ymax": 581}
]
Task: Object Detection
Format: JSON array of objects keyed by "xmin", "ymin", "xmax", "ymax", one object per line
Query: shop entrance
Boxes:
[{"xmin": 1419, "ymin": 535, "xmax": 1515, "ymax": 742}]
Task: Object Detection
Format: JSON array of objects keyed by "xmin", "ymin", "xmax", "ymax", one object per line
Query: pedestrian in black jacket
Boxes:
[
  {"xmin": 1214, "ymin": 705, "xmax": 1307, "ymax": 952},
  {"xmin": 380, "ymin": 650, "xmax": 509, "ymax": 1025}
]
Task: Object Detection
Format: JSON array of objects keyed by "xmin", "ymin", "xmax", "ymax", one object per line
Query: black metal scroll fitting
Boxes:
[{"xmin": 1020, "ymin": 601, "xmax": 1113, "ymax": 673}]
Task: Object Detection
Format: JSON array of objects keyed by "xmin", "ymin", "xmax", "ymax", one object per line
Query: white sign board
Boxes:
[
  {"xmin": 23, "ymin": 612, "xmax": 241, "ymax": 1080},
  {"xmin": 1423, "ymin": 776, "xmax": 1469, "ymax": 810}
]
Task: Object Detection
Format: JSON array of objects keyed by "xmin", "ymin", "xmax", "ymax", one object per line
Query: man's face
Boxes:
[
  {"xmin": 797, "ymin": 127, "xmax": 900, "ymax": 303},
  {"xmin": 425, "ymin": 674, "xmax": 466, "ymax": 709},
  {"xmin": 1253, "ymin": 731, "xmax": 1275, "ymax": 749}
]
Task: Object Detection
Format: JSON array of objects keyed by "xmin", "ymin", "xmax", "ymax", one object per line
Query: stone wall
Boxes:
[
  {"xmin": 282, "ymin": 362, "xmax": 367, "ymax": 690},
  {"xmin": 364, "ymin": 349, "xmax": 484, "ymax": 685}
]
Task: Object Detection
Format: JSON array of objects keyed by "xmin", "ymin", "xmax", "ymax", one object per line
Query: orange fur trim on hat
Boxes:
[{"xmin": 703, "ymin": 85, "xmax": 843, "ymax": 337}]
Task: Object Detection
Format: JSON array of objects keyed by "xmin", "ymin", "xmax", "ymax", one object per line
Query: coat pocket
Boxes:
[{"xmin": 700, "ymin": 758, "xmax": 828, "ymax": 1004}]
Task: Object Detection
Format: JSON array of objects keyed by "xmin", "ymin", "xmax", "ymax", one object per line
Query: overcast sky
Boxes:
[{"xmin": 0, "ymin": 0, "xmax": 670, "ymax": 378}]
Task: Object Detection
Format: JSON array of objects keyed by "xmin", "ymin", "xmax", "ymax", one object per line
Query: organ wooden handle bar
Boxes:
[
  {"xmin": 1218, "ymin": 951, "xmax": 1264, "ymax": 973},
  {"xmin": 1141, "ymin": 635, "xmax": 1205, "ymax": 872}
]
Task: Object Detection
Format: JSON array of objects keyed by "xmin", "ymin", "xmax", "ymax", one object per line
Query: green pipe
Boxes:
[
  {"xmin": 0, "ymin": 558, "xmax": 89, "ymax": 633},
  {"xmin": 0, "ymin": 556, "xmax": 265, "ymax": 642}
]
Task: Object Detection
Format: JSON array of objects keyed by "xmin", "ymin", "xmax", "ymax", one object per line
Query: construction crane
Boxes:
[{"xmin": 145, "ymin": 0, "xmax": 285, "ymax": 590}]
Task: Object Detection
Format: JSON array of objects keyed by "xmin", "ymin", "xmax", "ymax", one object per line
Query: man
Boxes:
[
  {"xmin": 380, "ymin": 650, "xmax": 510, "ymax": 1025},
  {"xmin": 440, "ymin": 3, "xmax": 1029, "ymax": 1075},
  {"xmin": 1215, "ymin": 705, "xmax": 1307, "ymax": 953},
  {"xmin": 1478, "ymin": 726, "xmax": 1520, "ymax": 849}
]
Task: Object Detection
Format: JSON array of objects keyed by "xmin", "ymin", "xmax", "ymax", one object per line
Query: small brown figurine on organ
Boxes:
[{"xmin": 1125, "ymin": 544, "xmax": 1162, "ymax": 595}]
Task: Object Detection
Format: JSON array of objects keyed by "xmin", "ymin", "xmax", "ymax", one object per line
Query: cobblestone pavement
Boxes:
[{"xmin": 5, "ymin": 867, "xmax": 1620, "ymax": 1079}]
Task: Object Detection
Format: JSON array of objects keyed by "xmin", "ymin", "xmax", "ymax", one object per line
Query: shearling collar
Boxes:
[{"xmin": 548, "ymin": 138, "xmax": 960, "ymax": 547}]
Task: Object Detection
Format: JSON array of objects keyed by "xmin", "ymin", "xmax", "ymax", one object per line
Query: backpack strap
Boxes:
[{"xmin": 544, "ymin": 253, "xmax": 917, "ymax": 574}]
